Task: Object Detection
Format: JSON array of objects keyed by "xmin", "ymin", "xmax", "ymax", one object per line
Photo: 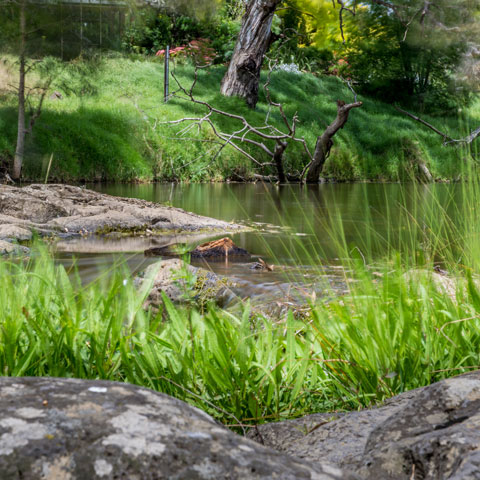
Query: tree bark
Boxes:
[
  {"xmin": 273, "ymin": 140, "xmax": 287, "ymax": 183},
  {"xmin": 220, "ymin": 0, "xmax": 282, "ymax": 109},
  {"xmin": 13, "ymin": 0, "xmax": 26, "ymax": 181},
  {"xmin": 305, "ymin": 100, "xmax": 363, "ymax": 183}
]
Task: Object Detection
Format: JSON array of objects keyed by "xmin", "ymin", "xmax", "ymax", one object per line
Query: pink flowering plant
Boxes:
[
  {"xmin": 156, "ymin": 38, "xmax": 217, "ymax": 66},
  {"xmin": 328, "ymin": 52, "xmax": 352, "ymax": 79}
]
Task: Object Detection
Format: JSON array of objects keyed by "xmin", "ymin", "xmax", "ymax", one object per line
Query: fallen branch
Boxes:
[{"xmin": 395, "ymin": 106, "xmax": 480, "ymax": 146}]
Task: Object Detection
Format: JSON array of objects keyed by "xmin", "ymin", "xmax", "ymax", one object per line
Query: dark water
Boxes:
[{"xmin": 55, "ymin": 182, "xmax": 464, "ymax": 300}]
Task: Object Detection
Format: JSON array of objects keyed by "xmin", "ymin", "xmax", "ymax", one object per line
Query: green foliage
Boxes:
[
  {"xmin": 122, "ymin": 8, "xmax": 240, "ymax": 63},
  {"xmin": 270, "ymin": 0, "xmax": 340, "ymax": 72},
  {"xmin": 341, "ymin": 1, "xmax": 479, "ymax": 113}
]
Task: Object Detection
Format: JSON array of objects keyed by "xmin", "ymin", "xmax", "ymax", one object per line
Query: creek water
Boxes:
[{"xmin": 55, "ymin": 182, "xmax": 463, "ymax": 303}]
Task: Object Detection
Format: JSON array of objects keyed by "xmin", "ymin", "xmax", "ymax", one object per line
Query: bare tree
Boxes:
[
  {"xmin": 12, "ymin": 0, "xmax": 27, "ymax": 180},
  {"xmin": 163, "ymin": 65, "xmax": 305, "ymax": 182},
  {"xmin": 2, "ymin": 0, "xmax": 53, "ymax": 180},
  {"xmin": 151, "ymin": 64, "xmax": 361, "ymax": 183}
]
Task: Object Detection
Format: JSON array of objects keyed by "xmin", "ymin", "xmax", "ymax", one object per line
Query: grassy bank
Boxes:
[{"xmin": 1, "ymin": 54, "xmax": 479, "ymax": 182}]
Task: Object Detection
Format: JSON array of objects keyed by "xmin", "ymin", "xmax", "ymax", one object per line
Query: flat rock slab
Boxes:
[
  {"xmin": 0, "ymin": 184, "xmax": 244, "ymax": 241},
  {"xmin": 248, "ymin": 371, "xmax": 480, "ymax": 479},
  {"xmin": 0, "ymin": 377, "xmax": 359, "ymax": 480}
]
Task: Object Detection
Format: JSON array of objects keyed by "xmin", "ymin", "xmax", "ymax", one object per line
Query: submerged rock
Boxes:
[
  {"xmin": 0, "ymin": 377, "xmax": 358, "ymax": 479},
  {"xmin": 145, "ymin": 237, "xmax": 250, "ymax": 261},
  {"xmin": 248, "ymin": 371, "xmax": 480, "ymax": 479},
  {"xmin": 0, "ymin": 184, "xmax": 244, "ymax": 241}
]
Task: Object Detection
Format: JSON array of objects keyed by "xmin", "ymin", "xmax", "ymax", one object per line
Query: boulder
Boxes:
[
  {"xmin": 403, "ymin": 268, "xmax": 458, "ymax": 301},
  {"xmin": 248, "ymin": 372, "xmax": 480, "ymax": 479},
  {"xmin": 0, "ymin": 377, "xmax": 359, "ymax": 480},
  {"xmin": 359, "ymin": 371, "xmax": 480, "ymax": 479},
  {"xmin": 135, "ymin": 259, "xmax": 235, "ymax": 309},
  {"xmin": 247, "ymin": 389, "xmax": 418, "ymax": 472}
]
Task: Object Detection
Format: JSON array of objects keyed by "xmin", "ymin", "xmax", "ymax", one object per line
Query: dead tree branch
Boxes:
[
  {"xmin": 160, "ymin": 62, "xmax": 302, "ymax": 182},
  {"xmin": 304, "ymin": 99, "xmax": 363, "ymax": 183},
  {"xmin": 334, "ymin": 0, "xmax": 356, "ymax": 43},
  {"xmin": 395, "ymin": 106, "xmax": 480, "ymax": 146},
  {"xmin": 144, "ymin": 60, "xmax": 360, "ymax": 184}
]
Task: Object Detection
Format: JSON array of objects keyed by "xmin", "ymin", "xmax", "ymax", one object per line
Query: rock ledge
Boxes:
[{"xmin": 0, "ymin": 184, "xmax": 245, "ymax": 246}]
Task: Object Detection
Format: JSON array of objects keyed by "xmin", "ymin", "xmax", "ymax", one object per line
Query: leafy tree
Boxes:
[
  {"xmin": 271, "ymin": 0, "xmax": 342, "ymax": 71},
  {"xmin": 341, "ymin": 0, "xmax": 480, "ymax": 112}
]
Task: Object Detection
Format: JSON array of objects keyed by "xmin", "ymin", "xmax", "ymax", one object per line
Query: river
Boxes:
[{"xmin": 54, "ymin": 182, "xmax": 465, "ymax": 302}]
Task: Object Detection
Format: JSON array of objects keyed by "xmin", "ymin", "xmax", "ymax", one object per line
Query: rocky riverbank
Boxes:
[{"xmin": 0, "ymin": 184, "xmax": 245, "ymax": 254}]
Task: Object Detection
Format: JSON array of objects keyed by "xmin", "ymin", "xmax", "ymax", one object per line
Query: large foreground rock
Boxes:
[
  {"xmin": 0, "ymin": 377, "xmax": 358, "ymax": 480},
  {"xmin": 0, "ymin": 184, "xmax": 244, "ymax": 241},
  {"xmin": 249, "ymin": 371, "xmax": 480, "ymax": 479}
]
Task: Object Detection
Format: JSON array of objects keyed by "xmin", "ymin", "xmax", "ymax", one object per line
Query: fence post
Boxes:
[{"xmin": 164, "ymin": 45, "xmax": 170, "ymax": 103}]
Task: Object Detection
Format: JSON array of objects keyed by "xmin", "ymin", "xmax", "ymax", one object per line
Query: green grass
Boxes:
[
  {"xmin": 0, "ymin": 53, "xmax": 479, "ymax": 182},
  {"xmin": 1, "ymin": 231, "xmax": 480, "ymax": 428}
]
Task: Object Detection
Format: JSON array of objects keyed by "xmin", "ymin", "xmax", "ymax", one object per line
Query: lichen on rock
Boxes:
[{"xmin": 0, "ymin": 376, "xmax": 357, "ymax": 479}]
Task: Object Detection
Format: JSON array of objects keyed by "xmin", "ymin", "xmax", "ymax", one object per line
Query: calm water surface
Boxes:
[{"xmin": 56, "ymin": 182, "xmax": 463, "ymax": 299}]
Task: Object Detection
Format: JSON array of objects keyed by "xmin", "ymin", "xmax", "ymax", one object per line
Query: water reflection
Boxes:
[{"xmin": 54, "ymin": 182, "xmax": 466, "ymax": 291}]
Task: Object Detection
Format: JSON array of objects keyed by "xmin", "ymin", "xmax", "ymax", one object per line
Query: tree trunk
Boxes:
[
  {"xmin": 220, "ymin": 0, "xmax": 281, "ymax": 109},
  {"xmin": 305, "ymin": 100, "xmax": 363, "ymax": 183},
  {"xmin": 13, "ymin": 0, "xmax": 26, "ymax": 182},
  {"xmin": 273, "ymin": 140, "xmax": 287, "ymax": 183}
]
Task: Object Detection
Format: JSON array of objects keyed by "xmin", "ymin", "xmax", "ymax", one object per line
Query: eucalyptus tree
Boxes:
[{"xmin": 220, "ymin": 0, "xmax": 283, "ymax": 109}]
